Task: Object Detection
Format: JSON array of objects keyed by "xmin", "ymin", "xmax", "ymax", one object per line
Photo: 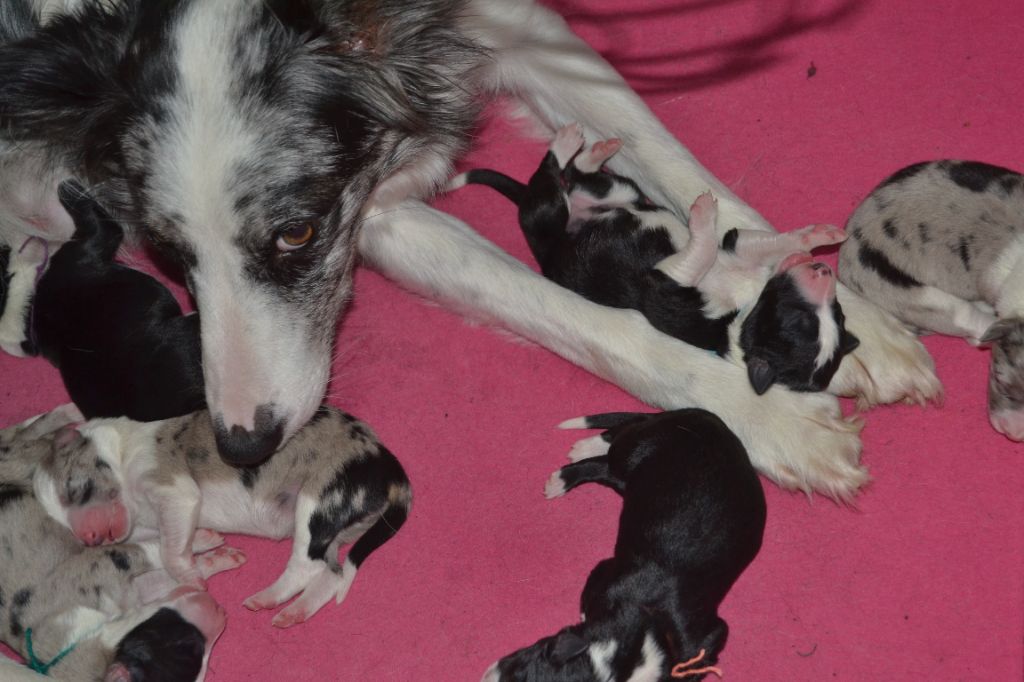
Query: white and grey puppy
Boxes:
[
  {"xmin": 838, "ymin": 160, "xmax": 1024, "ymax": 440},
  {"xmin": 0, "ymin": 406, "xmax": 241, "ymax": 682},
  {"xmin": 0, "ymin": 0, "xmax": 940, "ymax": 496},
  {"xmin": 34, "ymin": 406, "xmax": 412, "ymax": 629}
]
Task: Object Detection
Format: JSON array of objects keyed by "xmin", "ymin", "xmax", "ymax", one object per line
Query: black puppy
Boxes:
[
  {"xmin": 453, "ymin": 123, "xmax": 859, "ymax": 394},
  {"xmin": 483, "ymin": 408, "xmax": 767, "ymax": 681},
  {"xmin": 26, "ymin": 182, "xmax": 204, "ymax": 420}
]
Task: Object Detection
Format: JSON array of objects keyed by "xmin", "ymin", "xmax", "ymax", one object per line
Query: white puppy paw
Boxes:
[{"xmin": 544, "ymin": 471, "xmax": 567, "ymax": 499}]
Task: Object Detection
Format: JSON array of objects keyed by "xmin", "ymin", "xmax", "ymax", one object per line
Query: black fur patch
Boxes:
[
  {"xmin": 0, "ymin": 484, "xmax": 24, "ymax": 511},
  {"xmin": 113, "ymin": 607, "xmax": 206, "ymax": 682},
  {"xmin": 957, "ymin": 236, "xmax": 972, "ymax": 269},
  {"xmin": 720, "ymin": 228, "xmax": 739, "ymax": 253},
  {"xmin": 917, "ymin": 222, "xmax": 931, "ymax": 243},
  {"xmin": 947, "ymin": 161, "xmax": 1020, "ymax": 193},
  {"xmin": 0, "ymin": 244, "xmax": 10, "ymax": 316},
  {"xmin": 106, "ymin": 549, "xmax": 131, "ymax": 572},
  {"xmin": 9, "ymin": 587, "xmax": 32, "ymax": 637},
  {"xmin": 883, "ymin": 219, "xmax": 899, "ymax": 240},
  {"xmin": 239, "ymin": 466, "xmax": 260, "ymax": 490},
  {"xmin": 187, "ymin": 447, "xmax": 209, "ymax": 464},
  {"xmin": 857, "ymin": 242, "xmax": 922, "ymax": 288}
]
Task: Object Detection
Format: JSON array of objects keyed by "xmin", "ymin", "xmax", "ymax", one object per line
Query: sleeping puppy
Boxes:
[
  {"xmin": 838, "ymin": 160, "xmax": 1024, "ymax": 439},
  {"xmin": 0, "ymin": 406, "xmax": 241, "ymax": 682},
  {"xmin": 483, "ymin": 408, "xmax": 766, "ymax": 681},
  {"xmin": 453, "ymin": 124, "xmax": 859, "ymax": 394},
  {"xmin": 33, "ymin": 406, "xmax": 412, "ymax": 629},
  {"xmin": 24, "ymin": 181, "xmax": 205, "ymax": 425}
]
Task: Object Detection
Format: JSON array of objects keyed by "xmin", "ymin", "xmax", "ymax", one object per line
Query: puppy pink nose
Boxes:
[{"xmin": 82, "ymin": 530, "xmax": 102, "ymax": 547}]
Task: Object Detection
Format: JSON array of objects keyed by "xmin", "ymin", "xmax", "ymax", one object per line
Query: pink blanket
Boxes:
[{"xmin": 2, "ymin": 0, "xmax": 1021, "ymax": 679}]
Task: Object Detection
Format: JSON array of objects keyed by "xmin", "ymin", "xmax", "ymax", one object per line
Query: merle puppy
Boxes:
[
  {"xmin": 27, "ymin": 182, "xmax": 205, "ymax": 424},
  {"xmin": 453, "ymin": 124, "xmax": 859, "ymax": 395},
  {"xmin": 838, "ymin": 160, "xmax": 1024, "ymax": 440},
  {"xmin": 34, "ymin": 406, "xmax": 412, "ymax": 629},
  {"xmin": 483, "ymin": 408, "xmax": 766, "ymax": 681},
  {"xmin": 0, "ymin": 406, "xmax": 240, "ymax": 681}
]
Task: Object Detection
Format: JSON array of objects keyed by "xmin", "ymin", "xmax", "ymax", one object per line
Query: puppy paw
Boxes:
[
  {"xmin": 789, "ymin": 223, "xmax": 847, "ymax": 251},
  {"xmin": 191, "ymin": 529, "xmax": 225, "ymax": 553},
  {"xmin": 196, "ymin": 546, "xmax": 247, "ymax": 579},
  {"xmin": 687, "ymin": 192, "xmax": 718, "ymax": 240},
  {"xmin": 567, "ymin": 434, "xmax": 609, "ymax": 462},
  {"xmin": 831, "ymin": 286, "xmax": 943, "ymax": 408},
  {"xmin": 544, "ymin": 471, "xmax": 567, "ymax": 498},
  {"xmin": 575, "ymin": 138, "xmax": 623, "ymax": 173},
  {"xmin": 551, "ymin": 122, "xmax": 586, "ymax": 168}
]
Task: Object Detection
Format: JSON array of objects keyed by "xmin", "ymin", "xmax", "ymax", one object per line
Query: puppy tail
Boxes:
[
  {"xmin": 447, "ymin": 169, "xmax": 526, "ymax": 205},
  {"xmin": 342, "ymin": 481, "xmax": 412, "ymax": 573},
  {"xmin": 558, "ymin": 412, "xmax": 653, "ymax": 430}
]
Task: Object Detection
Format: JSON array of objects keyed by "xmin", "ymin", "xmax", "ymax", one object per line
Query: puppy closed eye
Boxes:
[{"xmin": 276, "ymin": 222, "xmax": 317, "ymax": 252}]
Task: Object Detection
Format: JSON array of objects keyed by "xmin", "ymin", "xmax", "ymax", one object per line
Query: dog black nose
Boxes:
[{"xmin": 213, "ymin": 404, "xmax": 285, "ymax": 467}]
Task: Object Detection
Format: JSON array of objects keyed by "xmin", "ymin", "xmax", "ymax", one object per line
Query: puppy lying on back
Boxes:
[
  {"xmin": 19, "ymin": 181, "xmax": 205, "ymax": 425},
  {"xmin": 34, "ymin": 407, "xmax": 412, "ymax": 629},
  {"xmin": 838, "ymin": 161, "xmax": 1024, "ymax": 439},
  {"xmin": 452, "ymin": 124, "xmax": 859, "ymax": 394},
  {"xmin": 483, "ymin": 408, "xmax": 766, "ymax": 681},
  {"xmin": 0, "ymin": 406, "xmax": 242, "ymax": 682}
]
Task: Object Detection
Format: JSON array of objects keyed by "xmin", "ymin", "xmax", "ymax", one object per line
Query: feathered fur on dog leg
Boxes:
[{"xmin": 359, "ymin": 201, "xmax": 867, "ymax": 498}]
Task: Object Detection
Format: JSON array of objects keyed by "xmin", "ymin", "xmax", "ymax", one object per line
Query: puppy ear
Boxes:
[
  {"xmin": 547, "ymin": 631, "xmax": 589, "ymax": 664},
  {"xmin": 980, "ymin": 318, "xmax": 1022, "ymax": 345},
  {"xmin": 840, "ymin": 330, "xmax": 860, "ymax": 354},
  {"xmin": 746, "ymin": 356, "xmax": 777, "ymax": 395}
]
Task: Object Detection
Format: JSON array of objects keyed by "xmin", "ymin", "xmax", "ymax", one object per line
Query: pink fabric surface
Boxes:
[{"xmin": 2, "ymin": 0, "xmax": 1022, "ymax": 679}]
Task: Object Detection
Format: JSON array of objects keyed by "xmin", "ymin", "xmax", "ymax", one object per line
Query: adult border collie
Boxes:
[{"xmin": 0, "ymin": 0, "xmax": 940, "ymax": 496}]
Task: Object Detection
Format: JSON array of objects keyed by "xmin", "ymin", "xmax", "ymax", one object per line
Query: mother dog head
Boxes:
[{"xmin": 0, "ymin": 0, "xmax": 481, "ymax": 464}]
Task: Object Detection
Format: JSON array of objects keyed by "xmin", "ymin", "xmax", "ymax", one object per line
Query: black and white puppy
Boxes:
[
  {"xmin": 453, "ymin": 124, "xmax": 860, "ymax": 394},
  {"xmin": 838, "ymin": 160, "xmax": 1024, "ymax": 440},
  {"xmin": 25, "ymin": 182, "xmax": 206, "ymax": 425},
  {"xmin": 483, "ymin": 408, "xmax": 767, "ymax": 682}
]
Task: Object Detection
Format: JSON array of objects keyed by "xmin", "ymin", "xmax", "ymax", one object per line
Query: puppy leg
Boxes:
[
  {"xmin": 545, "ymin": 457, "xmax": 625, "ymax": 498},
  {"xmin": 516, "ymin": 124, "xmax": 581, "ymax": 266},
  {"xmin": 146, "ymin": 478, "xmax": 205, "ymax": 589},
  {"xmin": 573, "ymin": 137, "xmax": 623, "ymax": 174},
  {"xmin": 729, "ymin": 224, "xmax": 847, "ymax": 267},
  {"xmin": 654, "ymin": 192, "xmax": 719, "ymax": 286},
  {"xmin": 361, "ymin": 201, "xmax": 867, "ymax": 498}
]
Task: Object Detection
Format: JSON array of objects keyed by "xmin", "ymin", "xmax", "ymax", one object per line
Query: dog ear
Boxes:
[
  {"xmin": 0, "ymin": 7, "xmax": 130, "ymax": 167},
  {"xmin": 840, "ymin": 330, "xmax": 860, "ymax": 355},
  {"xmin": 746, "ymin": 356, "xmax": 777, "ymax": 395},
  {"xmin": 547, "ymin": 630, "xmax": 589, "ymax": 665}
]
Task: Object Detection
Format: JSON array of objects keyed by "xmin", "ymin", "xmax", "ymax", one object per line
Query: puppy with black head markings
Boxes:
[
  {"xmin": 483, "ymin": 408, "xmax": 766, "ymax": 682},
  {"xmin": 452, "ymin": 124, "xmax": 859, "ymax": 396}
]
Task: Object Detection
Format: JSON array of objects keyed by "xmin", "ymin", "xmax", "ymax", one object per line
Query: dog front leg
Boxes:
[
  {"xmin": 360, "ymin": 201, "xmax": 866, "ymax": 498},
  {"xmin": 144, "ymin": 477, "xmax": 205, "ymax": 589},
  {"xmin": 464, "ymin": 0, "xmax": 940, "ymax": 408}
]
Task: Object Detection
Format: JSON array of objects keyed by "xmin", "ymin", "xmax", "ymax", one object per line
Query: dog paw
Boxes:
[
  {"xmin": 551, "ymin": 122, "xmax": 586, "ymax": 168},
  {"xmin": 196, "ymin": 546, "xmax": 247, "ymax": 579},
  {"xmin": 789, "ymin": 223, "xmax": 847, "ymax": 251},
  {"xmin": 544, "ymin": 471, "xmax": 567, "ymax": 498},
  {"xmin": 567, "ymin": 434, "xmax": 609, "ymax": 462},
  {"xmin": 713, "ymin": 383, "xmax": 868, "ymax": 500},
  {"xmin": 687, "ymin": 192, "xmax": 718, "ymax": 239},
  {"xmin": 575, "ymin": 138, "xmax": 623, "ymax": 173},
  {"xmin": 831, "ymin": 286, "xmax": 943, "ymax": 408},
  {"xmin": 191, "ymin": 529, "xmax": 225, "ymax": 553}
]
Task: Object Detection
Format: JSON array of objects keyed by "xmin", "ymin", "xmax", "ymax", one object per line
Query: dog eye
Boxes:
[{"xmin": 276, "ymin": 223, "xmax": 316, "ymax": 252}]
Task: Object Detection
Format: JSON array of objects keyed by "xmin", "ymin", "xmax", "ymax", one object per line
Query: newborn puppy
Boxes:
[
  {"xmin": 0, "ymin": 407, "xmax": 241, "ymax": 682},
  {"xmin": 34, "ymin": 407, "xmax": 412, "ymax": 629},
  {"xmin": 838, "ymin": 160, "xmax": 1024, "ymax": 439},
  {"xmin": 24, "ymin": 181, "xmax": 204, "ymax": 422},
  {"xmin": 452, "ymin": 124, "xmax": 858, "ymax": 394},
  {"xmin": 483, "ymin": 408, "xmax": 766, "ymax": 681}
]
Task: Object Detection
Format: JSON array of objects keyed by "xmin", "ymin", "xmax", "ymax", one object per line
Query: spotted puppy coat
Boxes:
[
  {"xmin": 838, "ymin": 160, "xmax": 1024, "ymax": 440},
  {"xmin": 35, "ymin": 406, "xmax": 411, "ymax": 629},
  {"xmin": 0, "ymin": 406, "xmax": 239, "ymax": 682},
  {"xmin": 483, "ymin": 409, "xmax": 766, "ymax": 682}
]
